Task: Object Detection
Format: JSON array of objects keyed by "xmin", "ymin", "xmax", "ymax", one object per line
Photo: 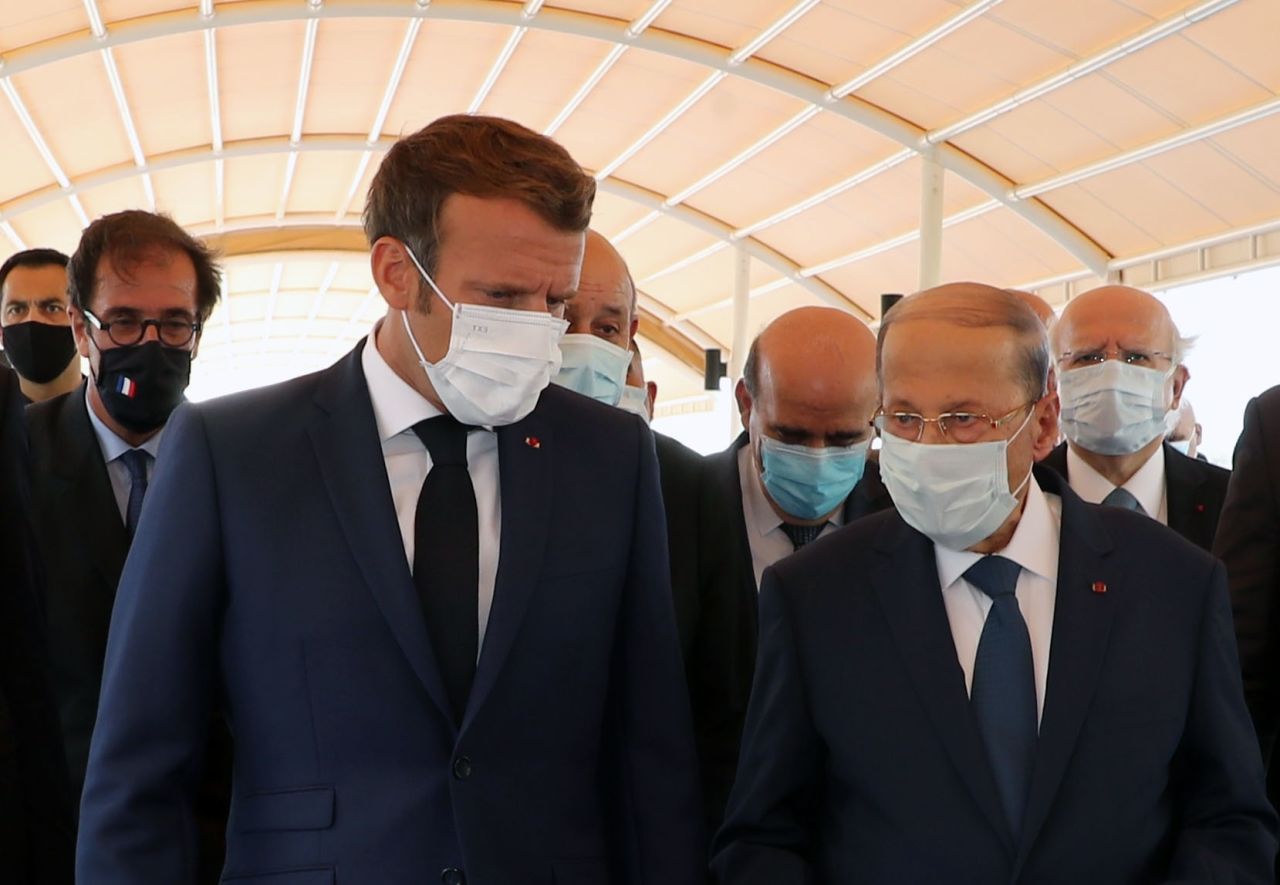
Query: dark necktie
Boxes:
[
  {"xmin": 1102, "ymin": 486, "xmax": 1145, "ymax": 515},
  {"xmin": 965, "ymin": 554, "xmax": 1036, "ymax": 840},
  {"xmin": 118, "ymin": 448, "xmax": 151, "ymax": 538},
  {"xmin": 412, "ymin": 416, "xmax": 479, "ymax": 724},
  {"xmin": 781, "ymin": 522, "xmax": 823, "ymax": 551}
]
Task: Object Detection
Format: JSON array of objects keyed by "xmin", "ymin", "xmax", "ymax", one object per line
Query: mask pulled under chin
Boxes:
[
  {"xmin": 94, "ymin": 340, "xmax": 192, "ymax": 433},
  {"xmin": 878, "ymin": 408, "xmax": 1035, "ymax": 552}
]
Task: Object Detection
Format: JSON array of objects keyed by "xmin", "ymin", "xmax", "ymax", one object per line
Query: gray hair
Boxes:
[{"xmin": 877, "ymin": 285, "xmax": 1050, "ymax": 401}]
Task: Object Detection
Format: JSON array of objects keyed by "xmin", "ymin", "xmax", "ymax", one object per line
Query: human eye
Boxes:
[
  {"xmin": 1071, "ymin": 351, "xmax": 1105, "ymax": 367},
  {"xmin": 1122, "ymin": 350, "xmax": 1154, "ymax": 367},
  {"xmin": 4, "ymin": 303, "xmax": 24, "ymax": 318}
]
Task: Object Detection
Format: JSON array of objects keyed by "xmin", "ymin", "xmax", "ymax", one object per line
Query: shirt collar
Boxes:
[
  {"xmin": 1066, "ymin": 442, "xmax": 1165, "ymax": 516},
  {"xmin": 361, "ymin": 323, "xmax": 443, "ymax": 443},
  {"xmin": 83, "ymin": 384, "xmax": 165, "ymax": 463},
  {"xmin": 935, "ymin": 475, "xmax": 1059, "ymax": 591}
]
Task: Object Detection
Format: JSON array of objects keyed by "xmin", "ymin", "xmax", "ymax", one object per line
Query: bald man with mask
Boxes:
[{"xmin": 1042, "ymin": 285, "xmax": 1228, "ymax": 551}]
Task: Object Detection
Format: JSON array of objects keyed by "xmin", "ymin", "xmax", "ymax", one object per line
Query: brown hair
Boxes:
[
  {"xmin": 362, "ymin": 114, "xmax": 596, "ymax": 286},
  {"xmin": 68, "ymin": 210, "xmax": 222, "ymax": 321}
]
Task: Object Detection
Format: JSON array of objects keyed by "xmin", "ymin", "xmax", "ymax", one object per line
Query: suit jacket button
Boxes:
[
  {"xmin": 452, "ymin": 756, "xmax": 472, "ymax": 780},
  {"xmin": 441, "ymin": 868, "xmax": 465, "ymax": 885}
]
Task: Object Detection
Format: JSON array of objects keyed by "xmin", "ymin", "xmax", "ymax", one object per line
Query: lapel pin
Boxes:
[
  {"xmin": 1091, "ymin": 581, "xmax": 1107, "ymax": 594},
  {"xmin": 524, "ymin": 436, "xmax": 541, "ymax": 449},
  {"xmin": 1195, "ymin": 503, "xmax": 1206, "ymax": 513}
]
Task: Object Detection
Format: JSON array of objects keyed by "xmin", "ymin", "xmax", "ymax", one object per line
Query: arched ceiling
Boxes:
[{"xmin": 0, "ymin": 0, "xmax": 1277, "ymax": 403}]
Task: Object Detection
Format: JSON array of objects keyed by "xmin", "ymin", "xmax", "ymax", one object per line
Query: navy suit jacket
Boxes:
[
  {"xmin": 1041, "ymin": 440, "xmax": 1230, "ymax": 552},
  {"xmin": 714, "ymin": 466, "xmax": 1275, "ymax": 885},
  {"xmin": 77, "ymin": 343, "xmax": 703, "ymax": 884}
]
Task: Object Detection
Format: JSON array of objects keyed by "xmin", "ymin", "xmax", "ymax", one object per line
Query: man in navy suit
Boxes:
[
  {"xmin": 714, "ymin": 284, "xmax": 1275, "ymax": 884},
  {"xmin": 77, "ymin": 115, "xmax": 703, "ymax": 884}
]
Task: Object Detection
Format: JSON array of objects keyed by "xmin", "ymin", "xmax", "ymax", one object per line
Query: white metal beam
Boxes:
[
  {"xmin": 204, "ymin": 28, "xmax": 224, "ymax": 225},
  {"xmin": 830, "ymin": 0, "xmax": 1003, "ymax": 99},
  {"xmin": 729, "ymin": 0, "xmax": 821, "ymax": 66},
  {"xmin": 101, "ymin": 47, "xmax": 156, "ymax": 210},
  {"xmin": 925, "ymin": 0, "xmax": 1241, "ymax": 145},
  {"xmin": 0, "ymin": 0, "xmax": 1113, "ymax": 274},
  {"xmin": 262, "ymin": 261, "xmax": 284, "ymax": 340},
  {"xmin": 0, "ymin": 222, "xmax": 26, "ymax": 251},
  {"xmin": 610, "ymin": 210, "xmax": 661, "ymax": 245},
  {"xmin": 468, "ymin": 25, "xmax": 526, "ymax": 115},
  {"xmin": 544, "ymin": 0, "xmax": 672, "ymax": 136},
  {"xmin": 638, "ymin": 241, "xmax": 729, "ymax": 285},
  {"xmin": 280, "ymin": 17, "xmax": 319, "ymax": 220},
  {"xmin": 337, "ymin": 17, "xmax": 422, "ymax": 221},
  {"xmin": 299, "ymin": 259, "xmax": 341, "ymax": 342},
  {"xmin": 1012, "ymin": 94, "xmax": 1280, "ymax": 200}
]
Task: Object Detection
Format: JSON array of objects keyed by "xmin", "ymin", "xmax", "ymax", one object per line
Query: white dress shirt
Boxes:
[
  {"xmin": 934, "ymin": 478, "xmax": 1062, "ymax": 725},
  {"xmin": 362, "ymin": 329, "xmax": 502, "ymax": 656},
  {"xmin": 84, "ymin": 386, "xmax": 164, "ymax": 524},
  {"xmin": 1066, "ymin": 443, "xmax": 1168, "ymax": 524},
  {"xmin": 737, "ymin": 442, "xmax": 842, "ymax": 590}
]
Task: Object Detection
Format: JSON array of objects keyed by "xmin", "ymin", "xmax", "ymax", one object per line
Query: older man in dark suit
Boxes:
[
  {"xmin": 1041, "ymin": 284, "xmax": 1227, "ymax": 550},
  {"xmin": 715, "ymin": 284, "xmax": 1275, "ymax": 884}
]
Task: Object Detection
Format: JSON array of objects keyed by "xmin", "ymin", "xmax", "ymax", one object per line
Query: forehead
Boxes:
[
  {"xmin": 93, "ymin": 249, "xmax": 198, "ymax": 310},
  {"xmin": 756, "ymin": 346, "xmax": 877, "ymax": 423},
  {"xmin": 2, "ymin": 263, "xmax": 69, "ymax": 304},
  {"xmin": 881, "ymin": 319, "xmax": 1026, "ymax": 408},
  {"xmin": 1060, "ymin": 296, "xmax": 1168, "ymax": 347},
  {"xmin": 437, "ymin": 194, "xmax": 585, "ymax": 286}
]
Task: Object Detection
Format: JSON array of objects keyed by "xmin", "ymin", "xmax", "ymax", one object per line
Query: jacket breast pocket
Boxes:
[
  {"xmin": 553, "ymin": 858, "xmax": 608, "ymax": 885},
  {"xmin": 221, "ymin": 868, "xmax": 333, "ymax": 884},
  {"xmin": 237, "ymin": 785, "xmax": 335, "ymax": 833}
]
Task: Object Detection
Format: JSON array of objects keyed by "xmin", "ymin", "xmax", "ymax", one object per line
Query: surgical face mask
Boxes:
[
  {"xmin": 400, "ymin": 244, "xmax": 568, "ymax": 428},
  {"xmin": 553, "ymin": 334, "xmax": 632, "ymax": 406},
  {"xmin": 878, "ymin": 407, "xmax": 1035, "ymax": 552},
  {"xmin": 92, "ymin": 340, "xmax": 191, "ymax": 434},
  {"xmin": 3, "ymin": 321, "xmax": 77, "ymax": 383},
  {"xmin": 1059, "ymin": 360, "xmax": 1171, "ymax": 456},
  {"xmin": 759, "ymin": 436, "xmax": 870, "ymax": 521},
  {"xmin": 617, "ymin": 385, "xmax": 651, "ymax": 423}
]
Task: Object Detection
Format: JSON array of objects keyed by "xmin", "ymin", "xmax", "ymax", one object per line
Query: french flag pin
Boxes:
[
  {"xmin": 116, "ymin": 376, "xmax": 138, "ymax": 399},
  {"xmin": 524, "ymin": 436, "xmax": 541, "ymax": 449}
]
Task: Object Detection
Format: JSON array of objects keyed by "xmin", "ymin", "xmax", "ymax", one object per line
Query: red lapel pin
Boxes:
[
  {"xmin": 1195, "ymin": 503, "xmax": 1206, "ymax": 513},
  {"xmin": 524, "ymin": 436, "xmax": 541, "ymax": 449},
  {"xmin": 1091, "ymin": 581, "xmax": 1107, "ymax": 594}
]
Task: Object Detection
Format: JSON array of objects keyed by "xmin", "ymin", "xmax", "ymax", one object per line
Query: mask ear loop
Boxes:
[
  {"xmin": 1007, "ymin": 402, "xmax": 1040, "ymax": 497},
  {"xmin": 400, "ymin": 240, "xmax": 457, "ymax": 313}
]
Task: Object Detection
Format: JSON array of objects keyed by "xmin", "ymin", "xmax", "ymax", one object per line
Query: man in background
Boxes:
[
  {"xmin": 1042, "ymin": 285, "xmax": 1227, "ymax": 551},
  {"xmin": 0, "ymin": 249, "xmax": 81, "ymax": 404}
]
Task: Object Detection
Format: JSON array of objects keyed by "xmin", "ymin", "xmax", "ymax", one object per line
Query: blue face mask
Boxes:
[
  {"xmin": 553, "ymin": 333, "xmax": 632, "ymax": 406},
  {"xmin": 759, "ymin": 436, "xmax": 871, "ymax": 521}
]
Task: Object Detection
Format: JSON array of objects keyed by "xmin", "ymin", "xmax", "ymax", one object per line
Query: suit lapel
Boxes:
[
  {"xmin": 52, "ymin": 390, "xmax": 129, "ymax": 587},
  {"xmin": 461, "ymin": 410, "xmax": 555, "ymax": 732},
  {"xmin": 307, "ymin": 344, "xmax": 455, "ymax": 726},
  {"xmin": 871, "ymin": 518, "xmax": 1015, "ymax": 852},
  {"xmin": 843, "ymin": 460, "xmax": 892, "ymax": 522},
  {"xmin": 1163, "ymin": 442, "xmax": 1209, "ymax": 547},
  {"xmin": 719, "ymin": 433, "xmax": 757, "ymax": 601},
  {"xmin": 1013, "ymin": 469, "xmax": 1119, "ymax": 875}
]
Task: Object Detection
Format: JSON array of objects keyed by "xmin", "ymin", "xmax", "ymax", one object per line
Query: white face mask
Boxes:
[
  {"xmin": 878, "ymin": 408, "xmax": 1035, "ymax": 552},
  {"xmin": 617, "ymin": 385, "xmax": 651, "ymax": 423},
  {"xmin": 553, "ymin": 334, "xmax": 632, "ymax": 406},
  {"xmin": 400, "ymin": 244, "xmax": 568, "ymax": 428},
  {"xmin": 1059, "ymin": 360, "xmax": 1171, "ymax": 456}
]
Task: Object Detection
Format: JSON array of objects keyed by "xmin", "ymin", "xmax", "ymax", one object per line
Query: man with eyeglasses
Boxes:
[
  {"xmin": 714, "ymin": 284, "xmax": 1274, "ymax": 884},
  {"xmin": 26, "ymin": 210, "xmax": 230, "ymax": 882},
  {"xmin": 1042, "ymin": 284, "xmax": 1229, "ymax": 551}
]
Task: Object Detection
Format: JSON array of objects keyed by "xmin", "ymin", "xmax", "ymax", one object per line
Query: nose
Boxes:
[{"xmin": 140, "ymin": 320, "xmax": 163, "ymax": 344}]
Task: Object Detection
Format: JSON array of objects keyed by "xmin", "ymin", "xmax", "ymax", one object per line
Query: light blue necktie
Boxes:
[
  {"xmin": 118, "ymin": 448, "xmax": 151, "ymax": 539},
  {"xmin": 966, "ymin": 554, "xmax": 1036, "ymax": 839}
]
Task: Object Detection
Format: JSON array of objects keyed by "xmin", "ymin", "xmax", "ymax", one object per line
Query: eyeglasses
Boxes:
[
  {"xmin": 83, "ymin": 310, "xmax": 201, "ymax": 348},
  {"xmin": 1057, "ymin": 348, "xmax": 1172, "ymax": 370},
  {"xmin": 873, "ymin": 402, "xmax": 1034, "ymax": 444}
]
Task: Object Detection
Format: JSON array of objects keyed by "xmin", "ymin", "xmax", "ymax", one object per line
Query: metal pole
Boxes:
[
  {"xmin": 728, "ymin": 245, "xmax": 751, "ymax": 437},
  {"xmin": 919, "ymin": 156, "xmax": 944, "ymax": 290}
]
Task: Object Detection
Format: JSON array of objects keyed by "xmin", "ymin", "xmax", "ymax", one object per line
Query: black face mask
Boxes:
[
  {"xmin": 3, "ymin": 321, "xmax": 77, "ymax": 384},
  {"xmin": 93, "ymin": 340, "xmax": 192, "ymax": 434}
]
